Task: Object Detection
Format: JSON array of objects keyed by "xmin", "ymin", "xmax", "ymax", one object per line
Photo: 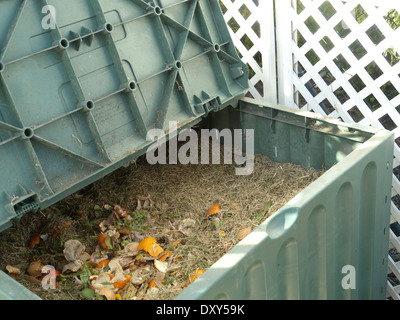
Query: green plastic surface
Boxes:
[
  {"xmin": 0, "ymin": 271, "xmax": 41, "ymax": 300},
  {"xmin": 0, "ymin": 0, "xmax": 248, "ymax": 232},
  {"xmin": 176, "ymin": 98, "xmax": 394, "ymax": 300}
]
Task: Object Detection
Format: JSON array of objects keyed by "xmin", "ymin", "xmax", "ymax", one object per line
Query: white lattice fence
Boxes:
[
  {"xmin": 274, "ymin": 0, "xmax": 400, "ymax": 299},
  {"xmin": 219, "ymin": 0, "xmax": 277, "ymax": 103}
]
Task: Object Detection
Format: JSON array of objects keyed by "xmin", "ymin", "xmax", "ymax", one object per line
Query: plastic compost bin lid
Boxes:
[{"xmin": 0, "ymin": 0, "xmax": 249, "ymax": 232}]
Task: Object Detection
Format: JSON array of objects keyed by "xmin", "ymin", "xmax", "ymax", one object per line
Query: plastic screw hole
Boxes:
[
  {"xmin": 60, "ymin": 38, "xmax": 69, "ymax": 49},
  {"xmin": 23, "ymin": 128, "xmax": 34, "ymax": 139},
  {"xmin": 214, "ymin": 43, "xmax": 221, "ymax": 52},
  {"xmin": 86, "ymin": 100, "xmax": 94, "ymax": 110},
  {"xmin": 175, "ymin": 60, "xmax": 182, "ymax": 69},
  {"xmin": 105, "ymin": 23, "xmax": 113, "ymax": 32},
  {"xmin": 129, "ymin": 81, "xmax": 136, "ymax": 90},
  {"xmin": 0, "ymin": 62, "xmax": 4, "ymax": 72},
  {"xmin": 154, "ymin": 6, "xmax": 162, "ymax": 15}
]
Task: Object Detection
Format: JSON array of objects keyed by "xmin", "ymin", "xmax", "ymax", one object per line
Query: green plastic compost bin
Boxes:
[{"xmin": 0, "ymin": 0, "xmax": 394, "ymax": 300}]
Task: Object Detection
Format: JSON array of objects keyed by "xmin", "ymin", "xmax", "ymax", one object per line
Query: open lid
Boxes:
[{"xmin": 0, "ymin": 0, "xmax": 249, "ymax": 232}]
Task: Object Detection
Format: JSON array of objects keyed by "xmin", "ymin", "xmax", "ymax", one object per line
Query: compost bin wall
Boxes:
[{"xmin": 176, "ymin": 98, "xmax": 394, "ymax": 300}]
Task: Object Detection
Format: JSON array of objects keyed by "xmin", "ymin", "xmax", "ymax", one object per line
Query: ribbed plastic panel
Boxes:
[{"xmin": 0, "ymin": 0, "xmax": 248, "ymax": 232}]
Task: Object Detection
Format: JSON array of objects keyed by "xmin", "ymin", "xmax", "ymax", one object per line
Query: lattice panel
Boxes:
[
  {"xmin": 219, "ymin": 0, "xmax": 266, "ymax": 100},
  {"xmin": 285, "ymin": 0, "xmax": 400, "ymax": 299}
]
